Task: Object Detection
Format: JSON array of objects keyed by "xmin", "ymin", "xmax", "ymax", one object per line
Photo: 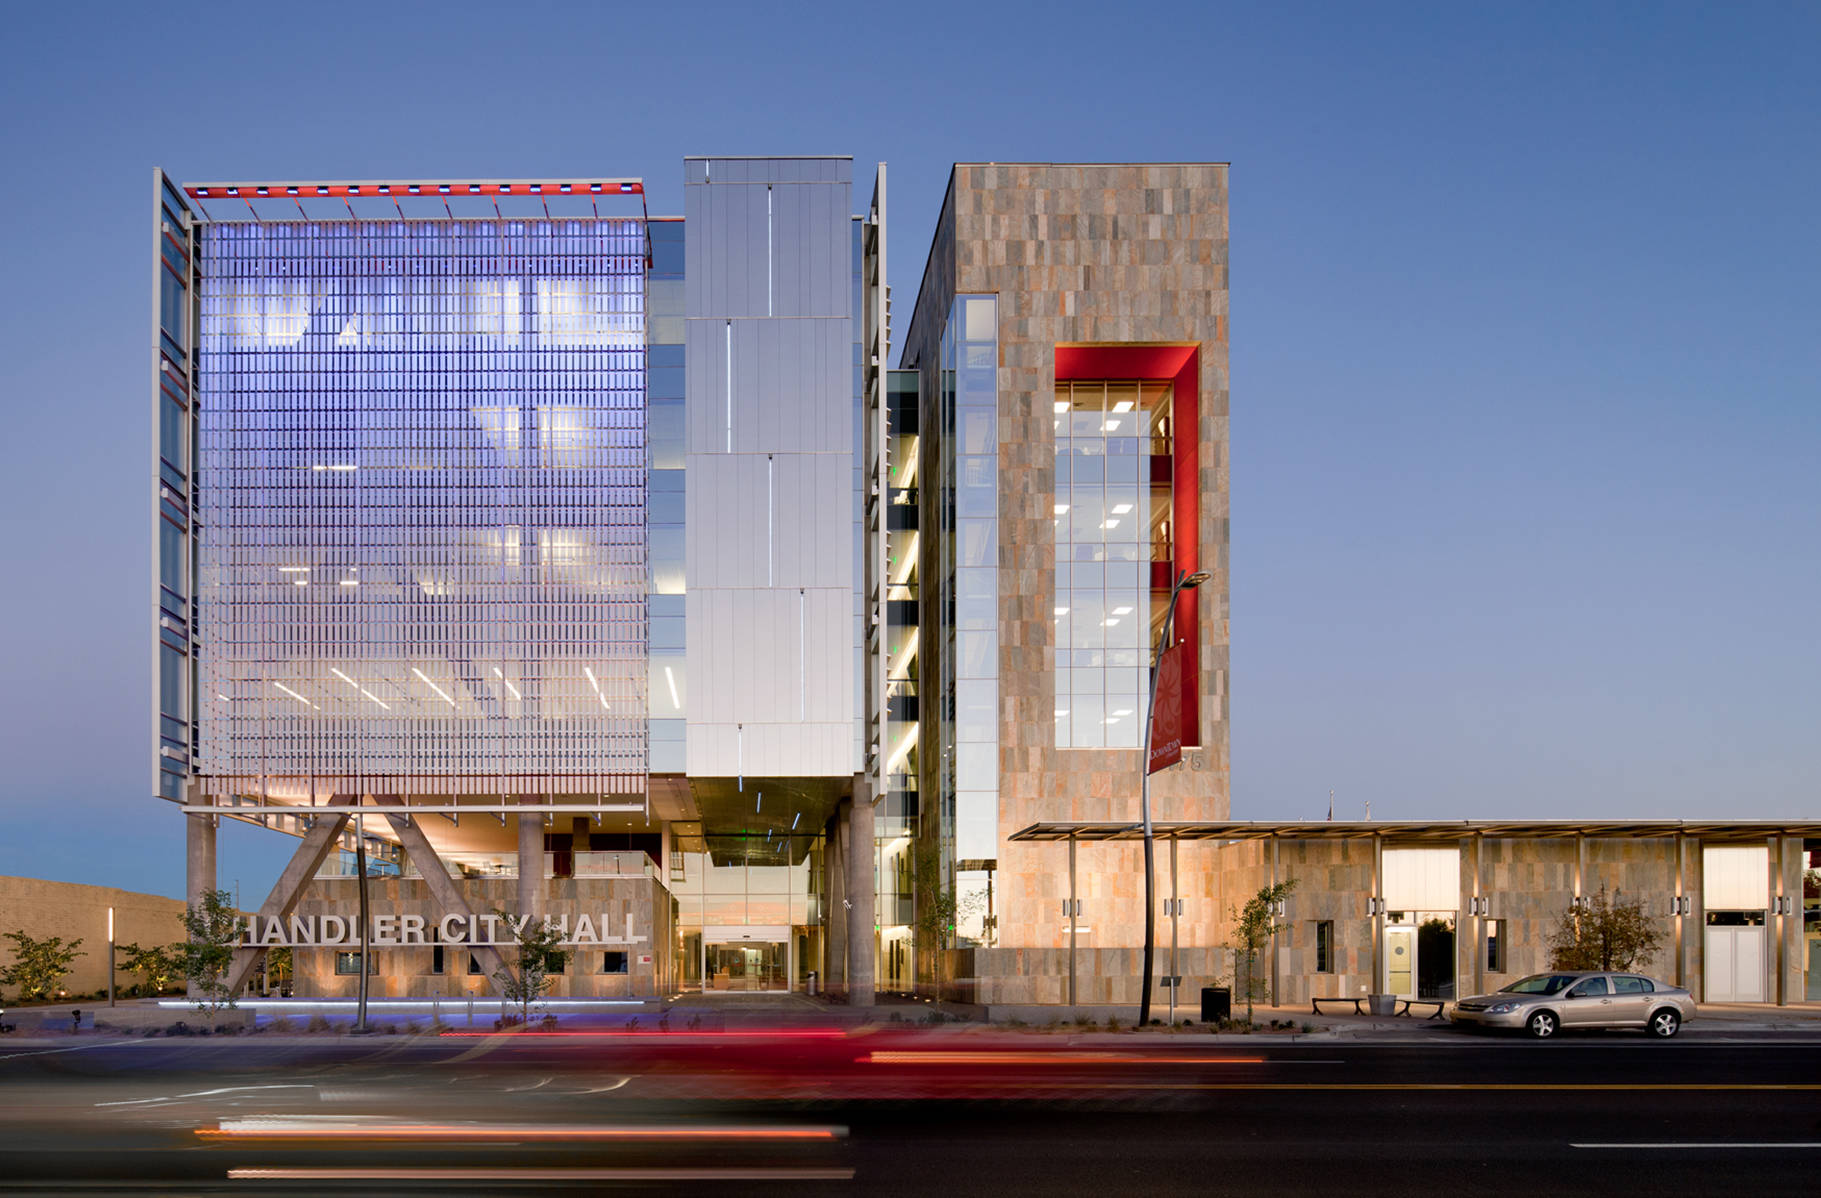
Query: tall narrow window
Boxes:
[
  {"xmin": 1315, "ymin": 920, "xmax": 1335, "ymax": 973},
  {"xmin": 1486, "ymin": 918, "xmax": 1506, "ymax": 973},
  {"xmin": 1053, "ymin": 380, "xmax": 1173, "ymax": 748}
]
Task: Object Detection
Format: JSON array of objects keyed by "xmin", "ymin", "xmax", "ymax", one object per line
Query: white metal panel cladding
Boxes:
[
  {"xmin": 1703, "ymin": 845, "xmax": 1769, "ymax": 909},
  {"xmin": 191, "ymin": 218, "xmax": 649, "ymax": 801},
  {"xmin": 1381, "ymin": 847, "xmax": 1462, "ymax": 910},
  {"xmin": 684, "ymin": 159, "xmax": 856, "ymax": 779}
]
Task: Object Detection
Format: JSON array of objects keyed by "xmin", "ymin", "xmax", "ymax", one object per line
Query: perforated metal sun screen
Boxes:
[{"xmin": 192, "ymin": 218, "xmax": 649, "ymax": 802}]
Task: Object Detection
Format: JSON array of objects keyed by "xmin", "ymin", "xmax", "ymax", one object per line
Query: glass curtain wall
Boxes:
[
  {"xmin": 1053, "ymin": 380, "xmax": 1174, "ymax": 749},
  {"xmin": 646, "ymin": 218, "xmax": 686, "ymax": 770},
  {"xmin": 937, "ymin": 295, "xmax": 998, "ymax": 948},
  {"xmin": 669, "ymin": 834, "xmax": 826, "ymax": 991},
  {"xmin": 193, "ymin": 218, "xmax": 649, "ymax": 800}
]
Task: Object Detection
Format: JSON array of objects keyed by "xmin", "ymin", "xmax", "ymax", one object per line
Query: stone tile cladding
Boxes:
[
  {"xmin": 936, "ymin": 164, "xmax": 1231, "ymax": 995},
  {"xmin": 291, "ymin": 876, "xmax": 674, "ymax": 999}
]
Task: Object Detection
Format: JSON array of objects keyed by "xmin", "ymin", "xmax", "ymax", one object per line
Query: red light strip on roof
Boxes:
[{"xmin": 184, "ymin": 180, "xmax": 644, "ymax": 200}]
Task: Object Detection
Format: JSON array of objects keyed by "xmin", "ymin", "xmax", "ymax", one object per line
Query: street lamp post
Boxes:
[
  {"xmin": 1138, "ymin": 568, "xmax": 1209, "ymax": 1028},
  {"xmin": 106, "ymin": 907, "xmax": 115, "ymax": 1008},
  {"xmin": 352, "ymin": 815, "xmax": 372, "ymax": 1035}
]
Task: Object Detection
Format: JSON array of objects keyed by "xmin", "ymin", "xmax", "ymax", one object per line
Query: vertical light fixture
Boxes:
[{"xmin": 107, "ymin": 906, "xmax": 116, "ymax": 1008}]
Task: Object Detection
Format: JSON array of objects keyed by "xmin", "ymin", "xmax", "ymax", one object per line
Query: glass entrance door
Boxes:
[{"xmin": 706, "ymin": 942, "xmax": 787, "ymax": 992}]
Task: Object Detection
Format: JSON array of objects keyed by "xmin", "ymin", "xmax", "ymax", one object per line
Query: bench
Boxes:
[
  {"xmin": 1310, "ymin": 997, "xmax": 1365, "ymax": 1015},
  {"xmin": 1310, "ymin": 996, "xmax": 1448, "ymax": 1019},
  {"xmin": 1397, "ymin": 999, "xmax": 1448, "ymax": 1020}
]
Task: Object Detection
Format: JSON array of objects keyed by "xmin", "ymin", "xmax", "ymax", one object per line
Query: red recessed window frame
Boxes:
[{"xmin": 1054, "ymin": 344, "xmax": 1200, "ymax": 750}]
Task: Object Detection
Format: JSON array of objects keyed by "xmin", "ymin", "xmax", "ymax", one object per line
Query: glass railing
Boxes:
[
  {"xmin": 573, "ymin": 850, "xmax": 658, "ymax": 879},
  {"xmin": 315, "ymin": 853, "xmax": 518, "ymax": 880},
  {"xmin": 543, "ymin": 850, "xmax": 658, "ymax": 880}
]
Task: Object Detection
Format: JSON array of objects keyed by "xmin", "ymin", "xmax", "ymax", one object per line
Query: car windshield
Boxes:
[{"xmin": 1500, "ymin": 973, "xmax": 1578, "ymax": 995}]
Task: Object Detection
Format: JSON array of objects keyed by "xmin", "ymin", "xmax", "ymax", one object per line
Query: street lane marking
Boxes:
[
  {"xmin": 1018, "ymin": 1083, "xmax": 1821, "ymax": 1092},
  {"xmin": 0, "ymin": 1038, "xmax": 143, "ymax": 1062},
  {"xmin": 1573, "ymin": 1143, "xmax": 1821, "ymax": 1149},
  {"xmin": 97, "ymin": 1084, "xmax": 316, "ymax": 1108},
  {"xmin": 864, "ymin": 1051, "xmax": 1267, "ymax": 1065},
  {"xmin": 229, "ymin": 1167, "xmax": 854, "ymax": 1181},
  {"xmin": 201, "ymin": 1119, "xmax": 848, "ymax": 1141}
]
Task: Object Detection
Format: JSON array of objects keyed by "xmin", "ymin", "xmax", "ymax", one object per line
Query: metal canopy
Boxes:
[{"xmin": 1008, "ymin": 819, "xmax": 1821, "ymax": 844}]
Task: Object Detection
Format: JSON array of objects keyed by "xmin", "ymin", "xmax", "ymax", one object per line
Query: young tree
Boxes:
[
  {"xmin": 177, "ymin": 889, "xmax": 246, "ymax": 1015},
  {"xmin": 492, "ymin": 913, "xmax": 570, "ymax": 1025},
  {"xmin": 910, "ymin": 840, "xmax": 958, "ymax": 1007},
  {"xmin": 118, "ymin": 942, "xmax": 180, "ymax": 996},
  {"xmin": 264, "ymin": 946, "xmax": 294, "ymax": 996},
  {"xmin": 1547, "ymin": 887, "xmax": 1665, "ymax": 972},
  {"xmin": 1230, "ymin": 880, "xmax": 1296, "ymax": 1021},
  {"xmin": 0, "ymin": 931, "xmax": 85, "ymax": 1003}
]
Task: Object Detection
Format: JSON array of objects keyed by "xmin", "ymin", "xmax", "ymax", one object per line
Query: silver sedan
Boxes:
[{"xmin": 1450, "ymin": 971, "xmax": 1695, "ymax": 1038}]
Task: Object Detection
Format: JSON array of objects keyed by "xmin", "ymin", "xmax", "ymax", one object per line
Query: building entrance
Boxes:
[
  {"xmin": 1384, "ymin": 914, "xmax": 1456, "ymax": 1000},
  {"xmin": 706, "ymin": 941, "xmax": 787, "ymax": 991}
]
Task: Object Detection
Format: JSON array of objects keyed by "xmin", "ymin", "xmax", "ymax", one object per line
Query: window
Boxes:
[
  {"xmin": 468, "ymin": 953, "xmax": 484, "ymax": 976},
  {"xmin": 1485, "ymin": 918, "xmax": 1506, "ymax": 973},
  {"xmin": 1612, "ymin": 975, "xmax": 1651, "ymax": 995},
  {"xmin": 601, "ymin": 951, "xmax": 628, "ymax": 974},
  {"xmin": 1567, "ymin": 976, "xmax": 1608, "ymax": 998},
  {"xmin": 1314, "ymin": 920, "xmax": 1334, "ymax": 973},
  {"xmin": 430, "ymin": 944, "xmax": 445, "ymax": 975},
  {"xmin": 1053, "ymin": 379, "xmax": 1173, "ymax": 749},
  {"xmin": 334, "ymin": 951, "xmax": 378, "ymax": 976}
]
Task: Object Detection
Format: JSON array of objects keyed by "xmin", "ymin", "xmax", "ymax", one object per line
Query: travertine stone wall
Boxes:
[
  {"xmin": 0, "ymin": 876, "xmax": 186, "ymax": 998},
  {"xmin": 903, "ymin": 164, "xmax": 1230, "ymax": 1001},
  {"xmin": 966, "ymin": 836, "xmax": 1791, "ymax": 1010},
  {"xmin": 290, "ymin": 876, "xmax": 675, "ymax": 999}
]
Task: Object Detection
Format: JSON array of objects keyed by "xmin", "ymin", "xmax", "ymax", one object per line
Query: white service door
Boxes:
[{"xmin": 1704, "ymin": 925, "xmax": 1766, "ymax": 1002}]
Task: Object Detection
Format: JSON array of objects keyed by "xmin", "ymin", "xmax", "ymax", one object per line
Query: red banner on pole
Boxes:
[{"xmin": 1148, "ymin": 643, "xmax": 1184, "ymax": 775}]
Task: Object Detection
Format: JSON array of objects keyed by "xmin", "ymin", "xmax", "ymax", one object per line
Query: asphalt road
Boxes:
[{"xmin": 2, "ymin": 1030, "xmax": 1818, "ymax": 1195}]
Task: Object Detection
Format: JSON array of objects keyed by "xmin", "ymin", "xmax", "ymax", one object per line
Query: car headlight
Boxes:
[{"xmin": 1487, "ymin": 1002, "xmax": 1518, "ymax": 1014}]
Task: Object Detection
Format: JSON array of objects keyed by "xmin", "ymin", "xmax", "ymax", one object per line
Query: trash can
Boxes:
[{"xmin": 1200, "ymin": 986, "xmax": 1231, "ymax": 1023}]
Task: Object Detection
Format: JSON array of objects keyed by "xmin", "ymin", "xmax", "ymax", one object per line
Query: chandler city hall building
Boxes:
[{"xmin": 151, "ymin": 159, "xmax": 1821, "ymax": 1010}]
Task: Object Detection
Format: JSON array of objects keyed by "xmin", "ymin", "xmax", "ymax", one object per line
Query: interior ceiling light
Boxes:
[
  {"xmin": 411, "ymin": 667, "xmax": 455, "ymax": 705},
  {"xmin": 1112, "ymin": 503, "xmax": 1133, "ymax": 514},
  {"xmin": 1054, "ymin": 503, "xmax": 1069, "ymax": 515},
  {"xmin": 1102, "ymin": 519, "xmax": 1120, "ymax": 530},
  {"xmin": 1053, "ymin": 401, "xmax": 1069, "ymax": 413},
  {"xmin": 1054, "ymin": 606, "xmax": 1069, "ymax": 616},
  {"xmin": 1113, "ymin": 400, "xmax": 1135, "ymax": 413}
]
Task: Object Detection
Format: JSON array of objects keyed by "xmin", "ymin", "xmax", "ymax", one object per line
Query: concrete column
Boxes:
[
  {"xmin": 826, "ymin": 807, "xmax": 848, "ymax": 990},
  {"xmin": 846, "ymin": 783, "xmax": 876, "ymax": 1008},
  {"xmin": 517, "ymin": 799, "xmax": 544, "ymax": 922},
  {"xmin": 185, "ymin": 810, "xmax": 217, "ymax": 911},
  {"xmin": 185, "ymin": 800, "xmax": 217, "ymax": 1000}
]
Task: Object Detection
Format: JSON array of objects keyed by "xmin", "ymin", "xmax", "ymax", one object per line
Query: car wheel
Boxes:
[
  {"xmin": 1526, "ymin": 1010, "xmax": 1557, "ymax": 1039},
  {"xmin": 1648, "ymin": 1009, "xmax": 1681, "ymax": 1039}
]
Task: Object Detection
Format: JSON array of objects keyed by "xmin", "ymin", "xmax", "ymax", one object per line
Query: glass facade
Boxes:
[
  {"xmin": 669, "ymin": 834, "xmax": 825, "ymax": 991},
  {"xmin": 937, "ymin": 295, "xmax": 998, "ymax": 947},
  {"xmin": 191, "ymin": 218, "xmax": 649, "ymax": 800},
  {"xmin": 1052, "ymin": 380, "xmax": 1174, "ymax": 749},
  {"xmin": 154, "ymin": 173, "xmax": 196, "ymax": 803},
  {"xmin": 645, "ymin": 218, "xmax": 686, "ymax": 772}
]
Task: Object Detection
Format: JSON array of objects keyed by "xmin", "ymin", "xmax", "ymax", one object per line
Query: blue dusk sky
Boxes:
[{"xmin": 0, "ymin": 3, "xmax": 1814, "ymax": 899}]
